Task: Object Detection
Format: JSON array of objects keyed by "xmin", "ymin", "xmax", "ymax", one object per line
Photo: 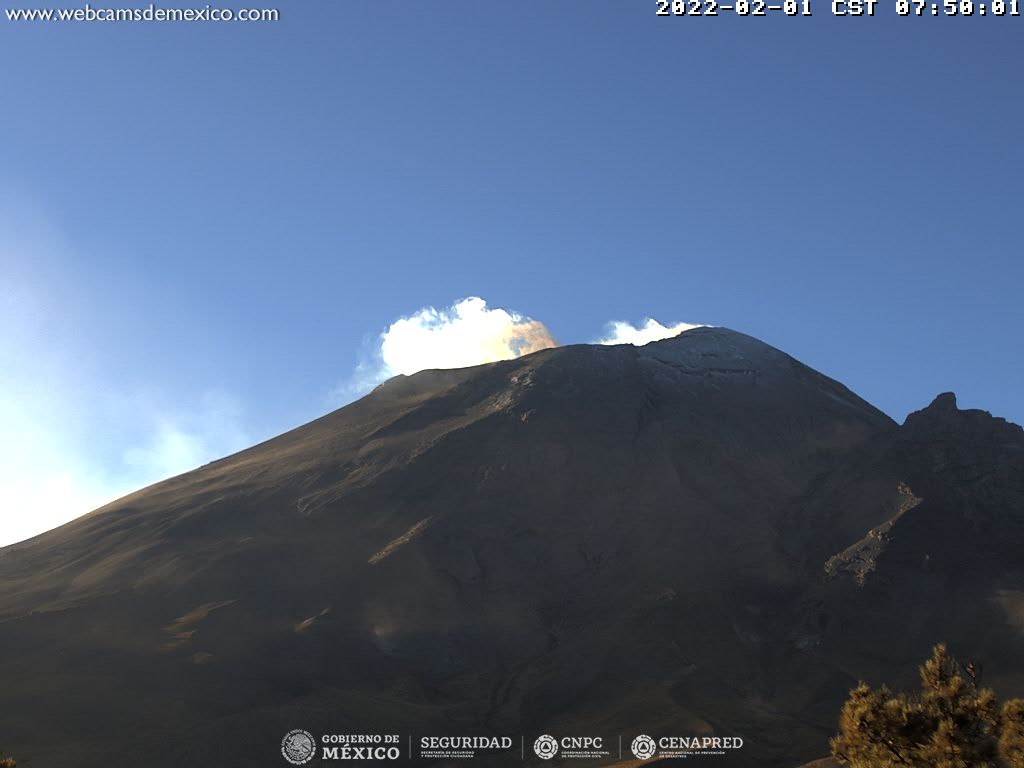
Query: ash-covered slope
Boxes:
[{"xmin": 0, "ymin": 327, "xmax": 1021, "ymax": 768}]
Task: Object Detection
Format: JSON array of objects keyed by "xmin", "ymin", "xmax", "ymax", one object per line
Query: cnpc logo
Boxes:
[
  {"xmin": 533, "ymin": 735, "xmax": 605, "ymax": 759},
  {"xmin": 533, "ymin": 735, "xmax": 558, "ymax": 759}
]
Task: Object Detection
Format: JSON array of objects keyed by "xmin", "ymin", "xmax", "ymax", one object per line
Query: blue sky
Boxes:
[{"xmin": 1, "ymin": 2, "xmax": 1021, "ymax": 543}]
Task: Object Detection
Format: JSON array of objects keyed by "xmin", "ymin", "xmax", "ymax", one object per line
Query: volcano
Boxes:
[{"xmin": 1, "ymin": 327, "xmax": 1022, "ymax": 767}]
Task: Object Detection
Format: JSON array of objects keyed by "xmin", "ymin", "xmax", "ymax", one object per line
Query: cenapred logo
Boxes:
[
  {"xmin": 631, "ymin": 734, "xmax": 657, "ymax": 760},
  {"xmin": 533, "ymin": 734, "xmax": 559, "ymax": 759},
  {"xmin": 281, "ymin": 729, "xmax": 316, "ymax": 765},
  {"xmin": 630, "ymin": 734, "xmax": 744, "ymax": 760}
]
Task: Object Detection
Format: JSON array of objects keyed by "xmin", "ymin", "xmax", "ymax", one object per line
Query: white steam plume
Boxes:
[
  {"xmin": 595, "ymin": 318, "xmax": 703, "ymax": 346},
  {"xmin": 379, "ymin": 297, "xmax": 558, "ymax": 377},
  {"xmin": 338, "ymin": 300, "xmax": 707, "ymax": 401}
]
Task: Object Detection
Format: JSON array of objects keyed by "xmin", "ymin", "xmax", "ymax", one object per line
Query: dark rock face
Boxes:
[{"xmin": 0, "ymin": 327, "xmax": 1021, "ymax": 768}]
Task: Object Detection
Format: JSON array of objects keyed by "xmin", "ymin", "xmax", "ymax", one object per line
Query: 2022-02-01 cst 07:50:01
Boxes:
[{"xmin": 656, "ymin": 0, "xmax": 1018, "ymax": 14}]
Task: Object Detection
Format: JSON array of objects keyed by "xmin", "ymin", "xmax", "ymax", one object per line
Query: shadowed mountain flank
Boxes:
[{"xmin": 1, "ymin": 327, "xmax": 1022, "ymax": 767}]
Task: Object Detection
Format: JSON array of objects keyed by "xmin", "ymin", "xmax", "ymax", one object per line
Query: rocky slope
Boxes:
[{"xmin": 0, "ymin": 327, "xmax": 1021, "ymax": 767}]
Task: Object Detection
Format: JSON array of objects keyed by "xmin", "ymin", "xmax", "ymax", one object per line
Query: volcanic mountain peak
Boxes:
[
  {"xmin": 368, "ymin": 325, "xmax": 887, "ymax": 425},
  {"xmin": 377, "ymin": 326, "xmax": 800, "ymax": 387},
  {"xmin": 1, "ymin": 327, "xmax": 1022, "ymax": 768}
]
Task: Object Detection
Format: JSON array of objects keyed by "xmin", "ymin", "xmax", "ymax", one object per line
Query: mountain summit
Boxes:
[{"xmin": 1, "ymin": 328, "xmax": 1022, "ymax": 767}]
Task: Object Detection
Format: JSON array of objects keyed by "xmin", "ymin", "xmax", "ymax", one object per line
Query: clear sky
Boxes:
[{"xmin": 1, "ymin": 2, "xmax": 1021, "ymax": 544}]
